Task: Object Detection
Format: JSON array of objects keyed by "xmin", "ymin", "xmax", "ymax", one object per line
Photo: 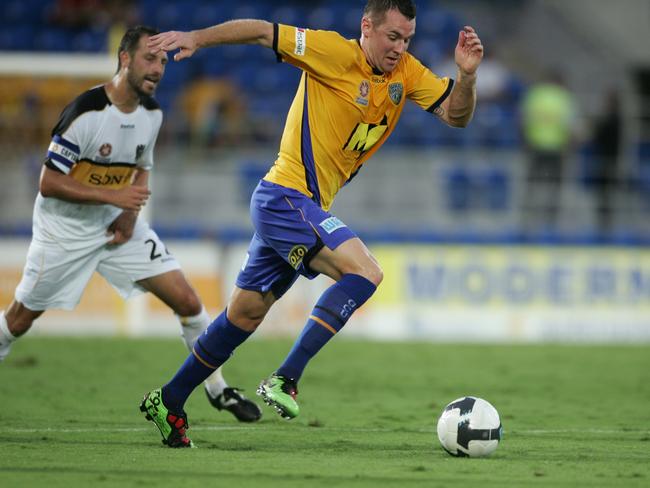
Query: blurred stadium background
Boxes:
[{"xmin": 0, "ymin": 0, "xmax": 648, "ymax": 342}]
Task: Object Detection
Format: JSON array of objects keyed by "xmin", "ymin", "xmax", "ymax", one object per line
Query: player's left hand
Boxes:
[
  {"xmin": 148, "ymin": 31, "xmax": 198, "ymax": 61},
  {"xmin": 106, "ymin": 211, "xmax": 137, "ymax": 245},
  {"xmin": 454, "ymin": 26, "xmax": 483, "ymax": 75}
]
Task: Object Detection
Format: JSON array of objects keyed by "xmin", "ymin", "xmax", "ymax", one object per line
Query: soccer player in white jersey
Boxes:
[{"xmin": 0, "ymin": 25, "xmax": 261, "ymax": 424}]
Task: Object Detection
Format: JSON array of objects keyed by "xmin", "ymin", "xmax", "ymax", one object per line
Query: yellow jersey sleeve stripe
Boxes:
[{"xmin": 309, "ymin": 315, "xmax": 337, "ymax": 335}]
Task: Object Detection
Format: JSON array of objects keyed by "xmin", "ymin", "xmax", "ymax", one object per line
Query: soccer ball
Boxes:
[{"xmin": 436, "ymin": 396, "xmax": 502, "ymax": 458}]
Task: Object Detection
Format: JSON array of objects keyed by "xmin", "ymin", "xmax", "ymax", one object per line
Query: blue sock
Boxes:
[
  {"xmin": 162, "ymin": 310, "xmax": 251, "ymax": 412},
  {"xmin": 277, "ymin": 274, "xmax": 376, "ymax": 382}
]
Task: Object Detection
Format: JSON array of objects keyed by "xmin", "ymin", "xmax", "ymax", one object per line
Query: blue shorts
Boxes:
[{"xmin": 236, "ymin": 180, "xmax": 356, "ymax": 298}]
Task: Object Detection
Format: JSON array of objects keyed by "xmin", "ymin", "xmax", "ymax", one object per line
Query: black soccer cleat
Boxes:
[{"xmin": 205, "ymin": 386, "xmax": 263, "ymax": 423}]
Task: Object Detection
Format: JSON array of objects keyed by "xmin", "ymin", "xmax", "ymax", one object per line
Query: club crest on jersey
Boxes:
[
  {"xmin": 319, "ymin": 216, "xmax": 346, "ymax": 234},
  {"xmin": 356, "ymin": 80, "xmax": 370, "ymax": 106},
  {"xmin": 99, "ymin": 143, "xmax": 112, "ymax": 157},
  {"xmin": 135, "ymin": 144, "xmax": 145, "ymax": 161},
  {"xmin": 388, "ymin": 82, "xmax": 403, "ymax": 105}
]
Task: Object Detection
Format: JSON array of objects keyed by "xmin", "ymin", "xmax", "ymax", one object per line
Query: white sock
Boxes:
[
  {"xmin": 0, "ymin": 311, "xmax": 17, "ymax": 362},
  {"xmin": 178, "ymin": 307, "xmax": 228, "ymax": 396}
]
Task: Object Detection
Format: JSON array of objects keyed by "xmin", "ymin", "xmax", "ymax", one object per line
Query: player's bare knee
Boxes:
[
  {"xmin": 5, "ymin": 308, "xmax": 38, "ymax": 337},
  {"xmin": 227, "ymin": 304, "xmax": 267, "ymax": 331},
  {"xmin": 367, "ymin": 264, "xmax": 384, "ymax": 287},
  {"xmin": 227, "ymin": 300, "xmax": 268, "ymax": 331},
  {"xmin": 345, "ymin": 262, "xmax": 383, "ymax": 287},
  {"xmin": 358, "ymin": 263, "xmax": 383, "ymax": 287},
  {"xmin": 173, "ymin": 290, "xmax": 203, "ymax": 317}
]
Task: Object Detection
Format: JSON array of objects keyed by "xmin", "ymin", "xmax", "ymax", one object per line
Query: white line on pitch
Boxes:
[{"xmin": 4, "ymin": 426, "xmax": 647, "ymax": 435}]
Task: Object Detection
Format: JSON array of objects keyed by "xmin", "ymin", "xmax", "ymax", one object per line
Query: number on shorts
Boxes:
[{"xmin": 145, "ymin": 238, "xmax": 169, "ymax": 261}]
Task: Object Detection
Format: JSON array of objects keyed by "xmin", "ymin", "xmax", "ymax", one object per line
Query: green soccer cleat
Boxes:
[
  {"xmin": 256, "ymin": 373, "xmax": 299, "ymax": 420},
  {"xmin": 140, "ymin": 389, "xmax": 194, "ymax": 448}
]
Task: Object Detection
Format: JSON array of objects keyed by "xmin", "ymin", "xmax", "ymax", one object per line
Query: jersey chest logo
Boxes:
[
  {"xmin": 343, "ymin": 114, "xmax": 388, "ymax": 153},
  {"xmin": 355, "ymin": 80, "xmax": 370, "ymax": 106},
  {"xmin": 388, "ymin": 83, "xmax": 403, "ymax": 105},
  {"xmin": 99, "ymin": 143, "xmax": 112, "ymax": 157},
  {"xmin": 70, "ymin": 159, "xmax": 135, "ymax": 189}
]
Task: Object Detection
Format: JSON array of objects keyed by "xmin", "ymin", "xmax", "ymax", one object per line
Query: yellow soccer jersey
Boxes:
[{"xmin": 264, "ymin": 23, "xmax": 454, "ymax": 210}]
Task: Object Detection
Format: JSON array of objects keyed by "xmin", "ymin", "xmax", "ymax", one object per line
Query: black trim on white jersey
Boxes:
[
  {"xmin": 44, "ymin": 158, "xmax": 65, "ymax": 173},
  {"xmin": 140, "ymin": 95, "xmax": 160, "ymax": 111},
  {"xmin": 51, "ymin": 86, "xmax": 110, "ymax": 137},
  {"xmin": 51, "ymin": 86, "xmax": 161, "ymax": 138}
]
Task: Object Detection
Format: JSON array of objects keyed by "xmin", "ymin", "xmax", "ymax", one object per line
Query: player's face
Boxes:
[
  {"xmin": 126, "ymin": 35, "xmax": 168, "ymax": 97},
  {"xmin": 364, "ymin": 9, "xmax": 415, "ymax": 73}
]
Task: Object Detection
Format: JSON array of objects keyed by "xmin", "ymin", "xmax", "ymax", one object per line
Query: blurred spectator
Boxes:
[
  {"xmin": 49, "ymin": 0, "xmax": 107, "ymax": 29},
  {"xmin": 176, "ymin": 75, "xmax": 249, "ymax": 148},
  {"xmin": 106, "ymin": 1, "xmax": 140, "ymax": 56},
  {"xmin": 520, "ymin": 70, "xmax": 579, "ymax": 231},
  {"xmin": 588, "ymin": 89, "xmax": 622, "ymax": 234}
]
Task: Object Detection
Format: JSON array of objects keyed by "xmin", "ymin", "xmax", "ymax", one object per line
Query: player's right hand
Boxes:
[
  {"xmin": 148, "ymin": 31, "xmax": 198, "ymax": 61},
  {"xmin": 110, "ymin": 186, "xmax": 151, "ymax": 211}
]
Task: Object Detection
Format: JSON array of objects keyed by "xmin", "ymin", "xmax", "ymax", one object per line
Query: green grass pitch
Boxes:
[{"xmin": 1, "ymin": 337, "xmax": 649, "ymax": 487}]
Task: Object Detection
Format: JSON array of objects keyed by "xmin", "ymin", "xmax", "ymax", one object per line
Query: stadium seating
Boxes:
[{"xmin": 0, "ymin": 0, "xmax": 525, "ymax": 150}]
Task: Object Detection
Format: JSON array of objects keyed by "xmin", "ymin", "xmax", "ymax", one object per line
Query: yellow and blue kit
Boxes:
[{"xmin": 236, "ymin": 23, "xmax": 454, "ymax": 296}]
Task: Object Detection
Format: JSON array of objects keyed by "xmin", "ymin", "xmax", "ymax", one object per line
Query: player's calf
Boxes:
[{"xmin": 0, "ymin": 311, "xmax": 16, "ymax": 362}]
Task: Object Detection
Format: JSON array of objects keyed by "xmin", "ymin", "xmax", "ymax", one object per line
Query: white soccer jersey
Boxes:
[{"xmin": 35, "ymin": 85, "xmax": 162, "ymax": 250}]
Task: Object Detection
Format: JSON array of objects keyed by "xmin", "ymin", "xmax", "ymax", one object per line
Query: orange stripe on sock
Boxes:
[
  {"xmin": 192, "ymin": 347, "xmax": 218, "ymax": 369},
  {"xmin": 309, "ymin": 315, "xmax": 337, "ymax": 334}
]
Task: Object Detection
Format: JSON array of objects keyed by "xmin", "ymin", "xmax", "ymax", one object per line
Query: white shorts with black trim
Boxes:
[{"xmin": 15, "ymin": 218, "xmax": 180, "ymax": 311}]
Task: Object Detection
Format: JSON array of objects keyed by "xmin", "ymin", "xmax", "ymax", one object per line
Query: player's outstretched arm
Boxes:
[
  {"xmin": 148, "ymin": 20, "xmax": 274, "ymax": 61},
  {"xmin": 436, "ymin": 26, "xmax": 484, "ymax": 128},
  {"xmin": 39, "ymin": 166, "xmax": 150, "ymax": 211}
]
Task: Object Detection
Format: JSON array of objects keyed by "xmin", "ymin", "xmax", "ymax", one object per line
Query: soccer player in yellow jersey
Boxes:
[{"xmin": 140, "ymin": 0, "xmax": 483, "ymax": 447}]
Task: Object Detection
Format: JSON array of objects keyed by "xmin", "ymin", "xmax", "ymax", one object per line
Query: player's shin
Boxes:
[
  {"xmin": 178, "ymin": 307, "xmax": 228, "ymax": 394},
  {"xmin": 0, "ymin": 311, "xmax": 17, "ymax": 362},
  {"xmin": 162, "ymin": 310, "xmax": 252, "ymax": 411},
  {"xmin": 276, "ymin": 274, "xmax": 376, "ymax": 382}
]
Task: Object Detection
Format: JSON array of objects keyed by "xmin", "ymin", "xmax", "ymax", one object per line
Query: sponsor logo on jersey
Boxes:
[
  {"xmin": 288, "ymin": 244, "xmax": 308, "ymax": 269},
  {"xmin": 99, "ymin": 143, "xmax": 112, "ymax": 157},
  {"xmin": 388, "ymin": 82, "xmax": 403, "ymax": 105},
  {"xmin": 343, "ymin": 115, "xmax": 389, "ymax": 152},
  {"xmin": 295, "ymin": 28, "xmax": 306, "ymax": 56},
  {"xmin": 371, "ymin": 76, "xmax": 386, "ymax": 84},
  {"xmin": 120, "ymin": 124, "xmax": 135, "ymax": 129},
  {"xmin": 70, "ymin": 160, "xmax": 135, "ymax": 189},
  {"xmin": 319, "ymin": 216, "xmax": 346, "ymax": 234},
  {"xmin": 356, "ymin": 80, "xmax": 370, "ymax": 106}
]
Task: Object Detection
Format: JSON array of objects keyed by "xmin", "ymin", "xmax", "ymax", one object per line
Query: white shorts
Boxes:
[{"xmin": 15, "ymin": 218, "xmax": 180, "ymax": 311}]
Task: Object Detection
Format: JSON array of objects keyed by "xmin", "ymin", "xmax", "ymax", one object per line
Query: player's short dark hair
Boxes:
[
  {"xmin": 364, "ymin": 0, "xmax": 417, "ymax": 25},
  {"xmin": 116, "ymin": 25, "xmax": 159, "ymax": 72}
]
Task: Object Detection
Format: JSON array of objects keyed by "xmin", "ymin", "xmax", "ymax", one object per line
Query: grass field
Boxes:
[{"xmin": 1, "ymin": 337, "xmax": 649, "ymax": 487}]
